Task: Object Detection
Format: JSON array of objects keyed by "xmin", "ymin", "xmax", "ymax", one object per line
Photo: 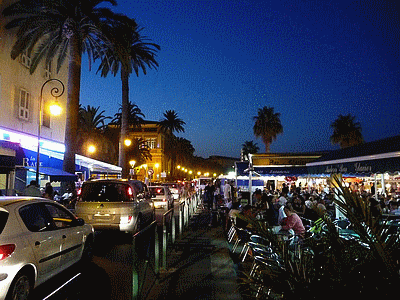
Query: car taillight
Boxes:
[
  {"xmin": 127, "ymin": 187, "xmax": 133, "ymax": 197},
  {"xmin": 163, "ymin": 198, "xmax": 167, "ymax": 202},
  {"xmin": 77, "ymin": 188, "xmax": 82, "ymax": 196},
  {"xmin": 0, "ymin": 244, "xmax": 16, "ymax": 260}
]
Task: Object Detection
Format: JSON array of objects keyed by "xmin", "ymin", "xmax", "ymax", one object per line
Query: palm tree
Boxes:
[
  {"xmin": 158, "ymin": 110, "xmax": 186, "ymax": 134},
  {"xmin": 241, "ymin": 141, "xmax": 259, "ymax": 161},
  {"xmin": 111, "ymin": 101, "xmax": 145, "ymax": 127},
  {"xmin": 253, "ymin": 106, "xmax": 283, "ymax": 152},
  {"xmin": 330, "ymin": 114, "xmax": 364, "ymax": 148},
  {"xmin": 126, "ymin": 137, "xmax": 152, "ymax": 167},
  {"xmin": 77, "ymin": 105, "xmax": 114, "ymax": 162},
  {"xmin": 97, "ymin": 21, "xmax": 160, "ymax": 179},
  {"xmin": 158, "ymin": 110, "xmax": 185, "ymax": 179},
  {"xmin": 2, "ymin": 0, "xmax": 131, "ymax": 184}
]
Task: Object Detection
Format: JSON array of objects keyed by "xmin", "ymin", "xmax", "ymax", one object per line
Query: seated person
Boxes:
[
  {"xmin": 280, "ymin": 203, "xmax": 305, "ymax": 237},
  {"xmin": 235, "ymin": 205, "xmax": 255, "ymax": 229}
]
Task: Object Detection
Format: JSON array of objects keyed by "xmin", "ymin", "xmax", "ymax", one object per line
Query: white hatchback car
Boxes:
[
  {"xmin": 0, "ymin": 197, "xmax": 94, "ymax": 300},
  {"xmin": 148, "ymin": 186, "xmax": 173, "ymax": 210}
]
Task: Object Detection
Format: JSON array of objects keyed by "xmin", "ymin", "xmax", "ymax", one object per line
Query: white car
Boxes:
[
  {"xmin": 0, "ymin": 197, "xmax": 94, "ymax": 300},
  {"xmin": 148, "ymin": 186, "xmax": 173, "ymax": 209}
]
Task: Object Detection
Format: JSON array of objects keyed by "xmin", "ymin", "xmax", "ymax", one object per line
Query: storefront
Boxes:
[
  {"xmin": 306, "ymin": 135, "xmax": 400, "ymax": 198},
  {"xmin": 0, "ymin": 141, "xmax": 17, "ymax": 195}
]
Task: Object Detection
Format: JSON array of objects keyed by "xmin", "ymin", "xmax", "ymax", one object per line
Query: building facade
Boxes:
[
  {"xmin": 127, "ymin": 121, "xmax": 170, "ymax": 182},
  {"xmin": 0, "ymin": 1, "xmax": 121, "ymax": 195}
]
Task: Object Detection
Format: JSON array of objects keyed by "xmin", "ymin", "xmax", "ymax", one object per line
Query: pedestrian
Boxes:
[
  {"xmin": 43, "ymin": 182, "xmax": 54, "ymax": 200},
  {"xmin": 23, "ymin": 180, "xmax": 42, "ymax": 197},
  {"xmin": 223, "ymin": 180, "xmax": 232, "ymax": 204}
]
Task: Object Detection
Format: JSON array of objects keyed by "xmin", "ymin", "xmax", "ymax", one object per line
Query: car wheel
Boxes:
[{"xmin": 7, "ymin": 273, "xmax": 31, "ymax": 300}]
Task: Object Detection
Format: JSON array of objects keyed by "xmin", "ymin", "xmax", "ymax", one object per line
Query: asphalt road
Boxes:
[{"xmin": 30, "ymin": 199, "xmax": 182, "ymax": 300}]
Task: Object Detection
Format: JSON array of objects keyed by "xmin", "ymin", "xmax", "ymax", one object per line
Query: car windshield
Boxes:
[
  {"xmin": 81, "ymin": 182, "xmax": 132, "ymax": 202},
  {"xmin": 149, "ymin": 187, "xmax": 165, "ymax": 196},
  {"xmin": 0, "ymin": 211, "xmax": 8, "ymax": 234}
]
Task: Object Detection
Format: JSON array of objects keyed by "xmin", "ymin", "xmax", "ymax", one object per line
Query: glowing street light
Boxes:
[
  {"xmin": 124, "ymin": 139, "xmax": 132, "ymax": 147},
  {"xmin": 36, "ymin": 79, "xmax": 64, "ymax": 185},
  {"xmin": 88, "ymin": 145, "xmax": 96, "ymax": 154}
]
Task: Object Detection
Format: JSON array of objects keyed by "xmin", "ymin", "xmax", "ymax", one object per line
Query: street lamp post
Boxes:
[{"xmin": 36, "ymin": 79, "xmax": 64, "ymax": 185}]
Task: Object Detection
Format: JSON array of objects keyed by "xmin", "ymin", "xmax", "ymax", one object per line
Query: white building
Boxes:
[{"xmin": 0, "ymin": 0, "xmax": 121, "ymax": 195}]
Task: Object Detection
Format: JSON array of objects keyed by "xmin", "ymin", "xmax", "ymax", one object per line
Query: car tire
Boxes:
[{"xmin": 6, "ymin": 273, "xmax": 31, "ymax": 300}]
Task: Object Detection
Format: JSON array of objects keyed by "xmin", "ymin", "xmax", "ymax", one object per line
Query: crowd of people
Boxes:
[{"xmin": 199, "ymin": 179, "xmax": 400, "ymax": 239}]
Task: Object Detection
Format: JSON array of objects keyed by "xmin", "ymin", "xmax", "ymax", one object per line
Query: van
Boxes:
[{"xmin": 75, "ymin": 179, "xmax": 155, "ymax": 233}]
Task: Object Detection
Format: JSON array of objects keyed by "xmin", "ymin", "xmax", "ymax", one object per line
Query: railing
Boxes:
[{"xmin": 131, "ymin": 192, "xmax": 200, "ymax": 299}]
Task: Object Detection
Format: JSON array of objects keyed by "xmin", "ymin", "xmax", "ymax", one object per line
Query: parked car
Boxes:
[
  {"xmin": 148, "ymin": 186, "xmax": 173, "ymax": 210},
  {"xmin": 75, "ymin": 179, "xmax": 155, "ymax": 233},
  {"xmin": 162, "ymin": 182, "xmax": 180, "ymax": 200},
  {"xmin": 0, "ymin": 196, "xmax": 94, "ymax": 300}
]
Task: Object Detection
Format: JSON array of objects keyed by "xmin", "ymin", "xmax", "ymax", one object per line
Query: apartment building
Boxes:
[{"xmin": 0, "ymin": 1, "xmax": 121, "ymax": 195}]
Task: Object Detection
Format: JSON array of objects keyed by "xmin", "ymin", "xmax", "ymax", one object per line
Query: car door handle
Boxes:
[{"xmin": 35, "ymin": 241, "xmax": 40, "ymax": 246}]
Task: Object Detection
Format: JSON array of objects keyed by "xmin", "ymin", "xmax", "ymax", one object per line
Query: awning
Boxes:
[
  {"xmin": 236, "ymin": 162, "xmax": 308, "ymax": 177},
  {"xmin": 307, "ymin": 135, "xmax": 400, "ymax": 176},
  {"xmin": 25, "ymin": 166, "xmax": 77, "ymax": 182}
]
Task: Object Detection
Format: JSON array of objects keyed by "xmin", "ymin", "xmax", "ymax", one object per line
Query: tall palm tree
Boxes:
[
  {"xmin": 158, "ymin": 110, "xmax": 186, "ymax": 134},
  {"xmin": 77, "ymin": 105, "xmax": 114, "ymax": 162},
  {"xmin": 330, "ymin": 114, "xmax": 364, "ymax": 148},
  {"xmin": 97, "ymin": 21, "xmax": 160, "ymax": 179},
  {"xmin": 2, "ymin": 0, "xmax": 131, "ymax": 184},
  {"xmin": 159, "ymin": 110, "xmax": 185, "ymax": 179},
  {"xmin": 253, "ymin": 106, "xmax": 283, "ymax": 153},
  {"xmin": 241, "ymin": 141, "xmax": 259, "ymax": 161}
]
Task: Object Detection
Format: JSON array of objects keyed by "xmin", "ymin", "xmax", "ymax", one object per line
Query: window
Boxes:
[
  {"xmin": 145, "ymin": 138, "xmax": 157, "ymax": 149},
  {"xmin": 19, "ymin": 204, "xmax": 53, "ymax": 232},
  {"xmin": 18, "ymin": 89, "xmax": 30, "ymax": 121},
  {"xmin": 20, "ymin": 50, "xmax": 31, "ymax": 68},
  {"xmin": 44, "ymin": 203, "xmax": 74, "ymax": 229}
]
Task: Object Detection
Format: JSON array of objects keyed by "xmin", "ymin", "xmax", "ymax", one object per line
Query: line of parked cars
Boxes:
[{"xmin": 0, "ymin": 178, "xmax": 181, "ymax": 300}]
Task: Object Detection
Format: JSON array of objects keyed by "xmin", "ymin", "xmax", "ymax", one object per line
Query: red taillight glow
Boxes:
[
  {"xmin": 163, "ymin": 198, "xmax": 167, "ymax": 202},
  {"xmin": 128, "ymin": 216, "xmax": 133, "ymax": 223},
  {"xmin": 77, "ymin": 188, "xmax": 82, "ymax": 196},
  {"xmin": 0, "ymin": 244, "xmax": 16, "ymax": 260},
  {"xmin": 128, "ymin": 187, "xmax": 133, "ymax": 197}
]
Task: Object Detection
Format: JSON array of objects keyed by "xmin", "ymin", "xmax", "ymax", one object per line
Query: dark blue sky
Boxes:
[{"xmin": 79, "ymin": 0, "xmax": 400, "ymax": 159}]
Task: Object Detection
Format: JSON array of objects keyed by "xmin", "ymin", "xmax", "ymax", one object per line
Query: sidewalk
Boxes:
[{"xmin": 145, "ymin": 206, "xmax": 243, "ymax": 299}]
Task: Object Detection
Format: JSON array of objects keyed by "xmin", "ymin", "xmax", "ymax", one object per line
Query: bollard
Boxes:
[
  {"xmin": 132, "ymin": 234, "xmax": 139, "ymax": 300},
  {"xmin": 154, "ymin": 222, "xmax": 159, "ymax": 275}
]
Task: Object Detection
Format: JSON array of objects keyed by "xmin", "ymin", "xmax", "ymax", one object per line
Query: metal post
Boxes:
[
  {"xmin": 162, "ymin": 215, "xmax": 167, "ymax": 271},
  {"xmin": 36, "ymin": 79, "xmax": 64, "ymax": 185},
  {"xmin": 154, "ymin": 222, "xmax": 159, "ymax": 275}
]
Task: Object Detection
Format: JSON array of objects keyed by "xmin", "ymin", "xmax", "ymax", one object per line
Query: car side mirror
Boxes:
[{"xmin": 72, "ymin": 218, "xmax": 85, "ymax": 226}]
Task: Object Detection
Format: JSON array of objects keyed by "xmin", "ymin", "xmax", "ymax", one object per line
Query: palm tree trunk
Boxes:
[
  {"xmin": 119, "ymin": 68, "xmax": 130, "ymax": 178},
  {"xmin": 63, "ymin": 33, "xmax": 81, "ymax": 186}
]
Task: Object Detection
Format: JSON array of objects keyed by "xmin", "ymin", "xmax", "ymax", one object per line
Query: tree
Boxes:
[
  {"xmin": 253, "ymin": 106, "xmax": 283, "ymax": 152},
  {"xmin": 241, "ymin": 141, "xmax": 259, "ymax": 161},
  {"xmin": 77, "ymin": 105, "xmax": 114, "ymax": 162},
  {"xmin": 125, "ymin": 137, "xmax": 152, "ymax": 168},
  {"xmin": 97, "ymin": 21, "xmax": 160, "ymax": 179},
  {"xmin": 159, "ymin": 110, "xmax": 186, "ymax": 134},
  {"xmin": 158, "ymin": 110, "xmax": 186, "ymax": 180},
  {"xmin": 330, "ymin": 114, "xmax": 364, "ymax": 148},
  {"xmin": 2, "ymin": 0, "xmax": 130, "ymax": 187},
  {"xmin": 111, "ymin": 101, "xmax": 145, "ymax": 127}
]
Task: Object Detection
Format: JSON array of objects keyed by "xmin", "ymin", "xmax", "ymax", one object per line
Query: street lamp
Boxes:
[{"xmin": 36, "ymin": 79, "xmax": 64, "ymax": 185}]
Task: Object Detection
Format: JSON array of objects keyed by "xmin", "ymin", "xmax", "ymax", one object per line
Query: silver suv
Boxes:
[{"xmin": 75, "ymin": 179, "xmax": 154, "ymax": 233}]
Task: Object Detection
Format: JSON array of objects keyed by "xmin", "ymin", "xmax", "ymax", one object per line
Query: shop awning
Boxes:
[
  {"xmin": 307, "ymin": 135, "xmax": 400, "ymax": 176},
  {"xmin": 236, "ymin": 162, "xmax": 308, "ymax": 177},
  {"xmin": 25, "ymin": 166, "xmax": 78, "ymax": 182}
]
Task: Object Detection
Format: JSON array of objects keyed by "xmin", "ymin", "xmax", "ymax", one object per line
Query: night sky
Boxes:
[{"xmin": 79, "ymin": 0, "xmax": 400, "ymax": 159}]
